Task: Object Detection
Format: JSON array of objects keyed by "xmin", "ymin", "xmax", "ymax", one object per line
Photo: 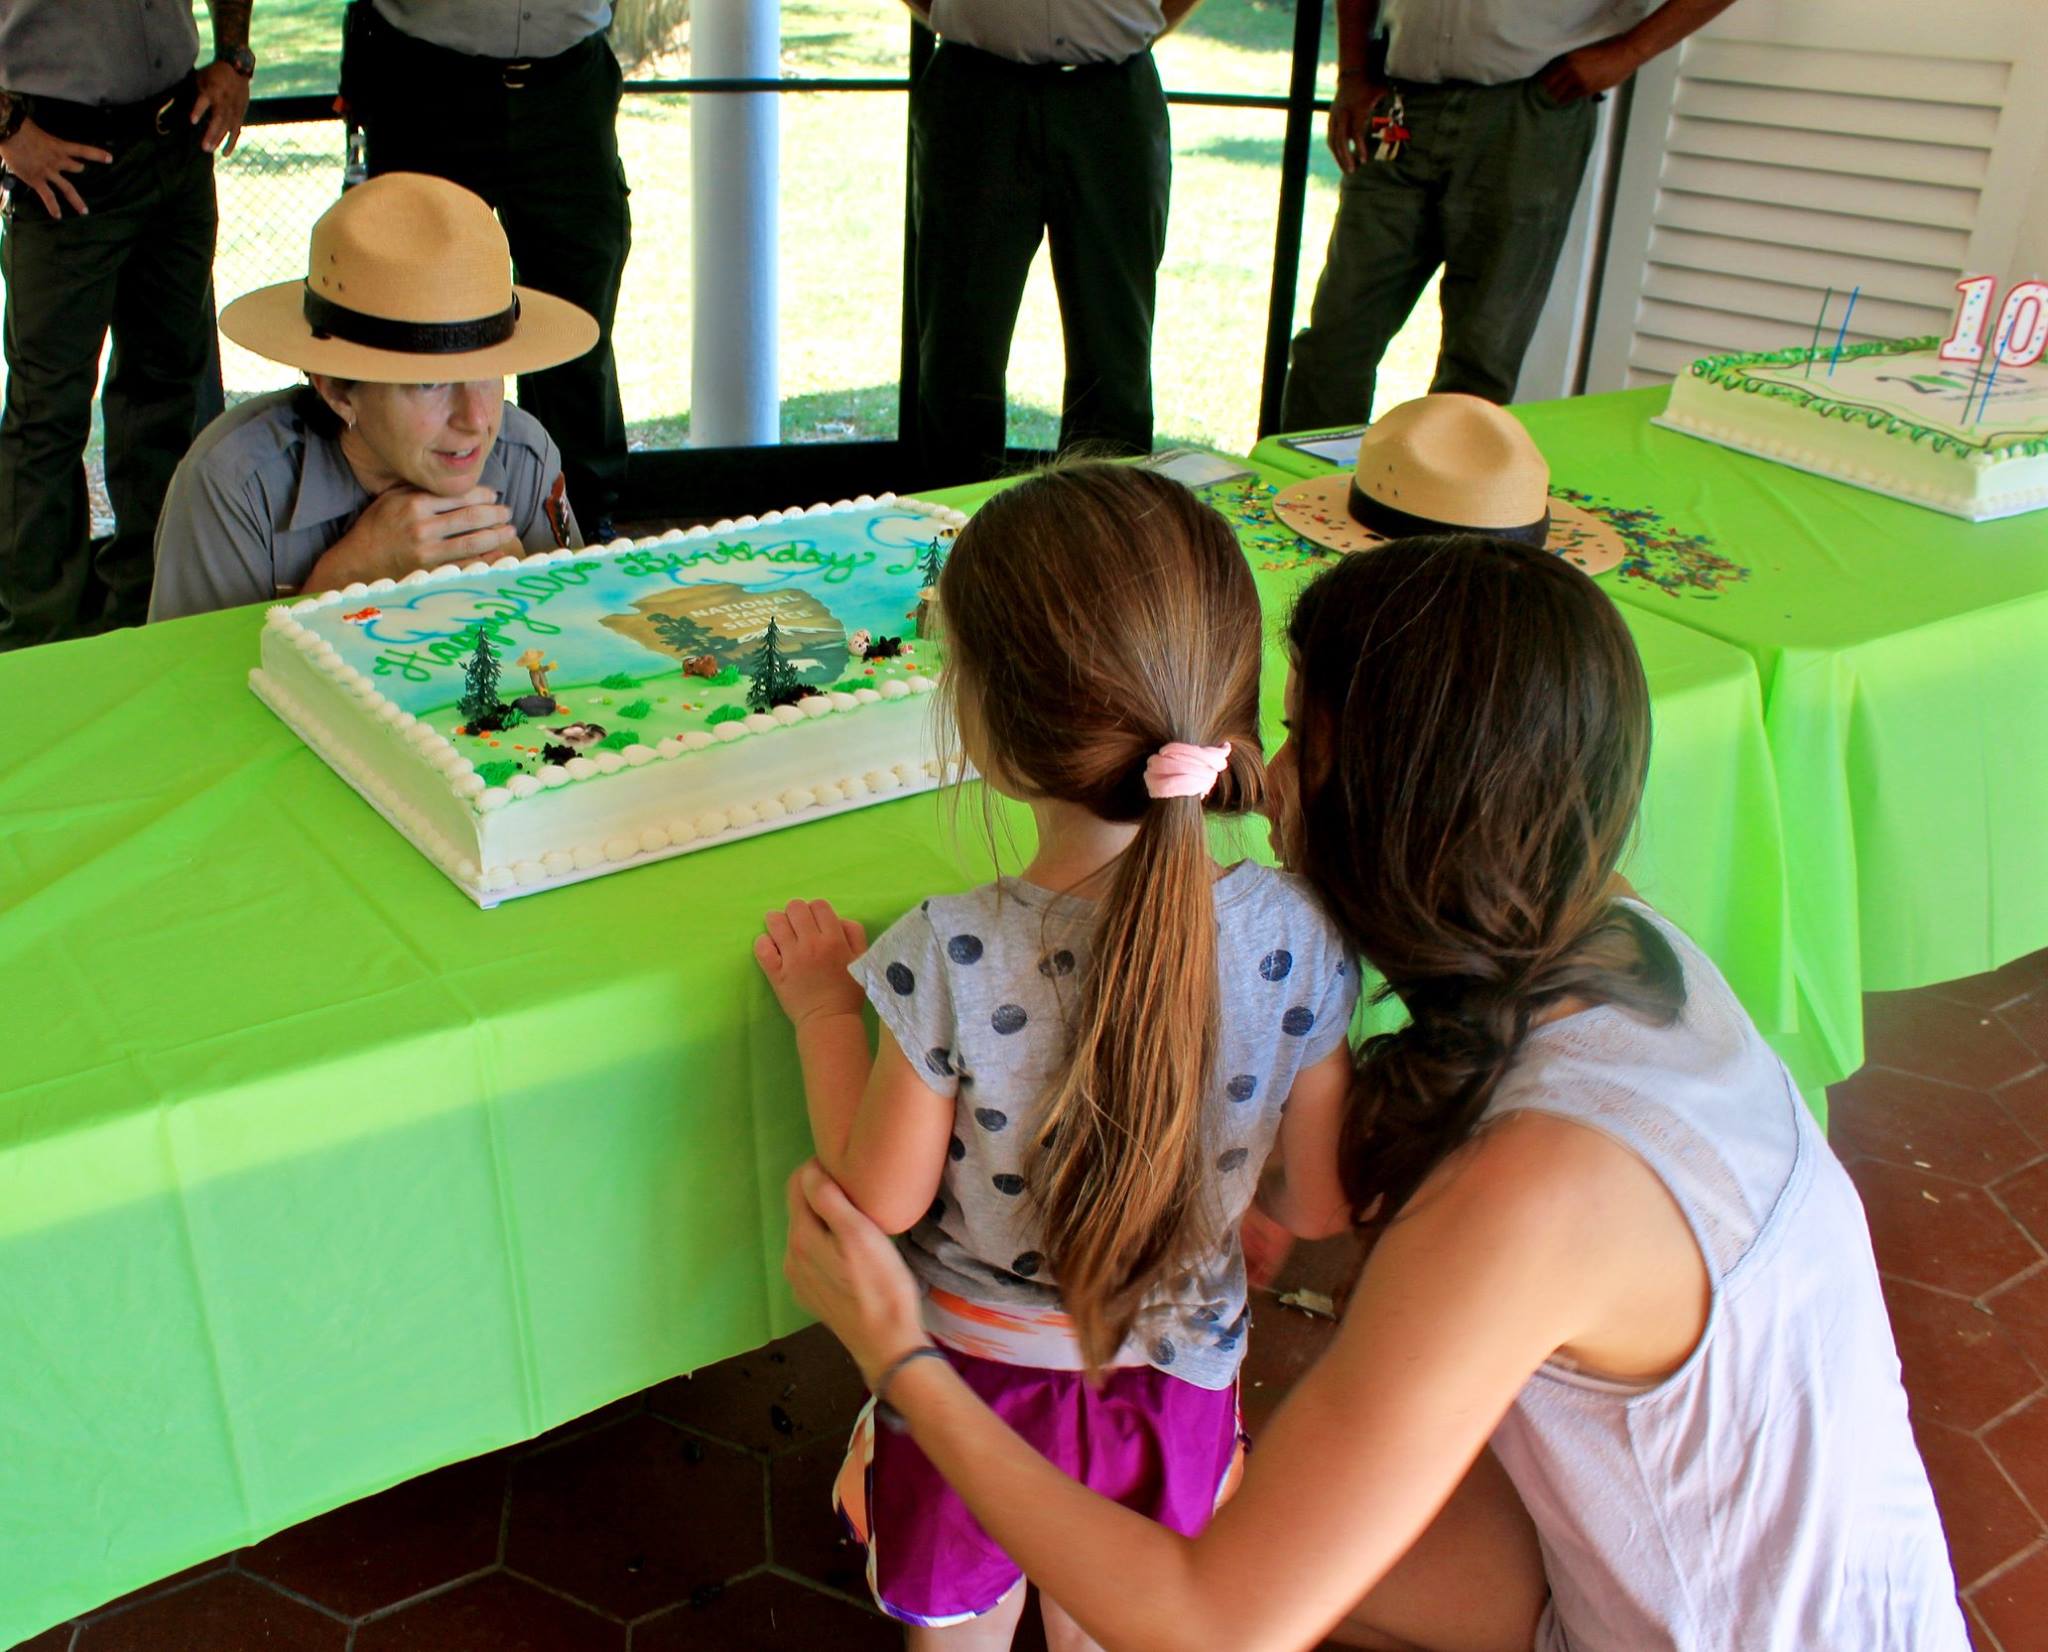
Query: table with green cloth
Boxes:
[
  {"xmin": 1252, "ymin": 392, "xmax": 2048, "ymax": 1089},
  {"xmin": 0, "ymin": 458, "xmax": 1792, "ymax": 1644}
]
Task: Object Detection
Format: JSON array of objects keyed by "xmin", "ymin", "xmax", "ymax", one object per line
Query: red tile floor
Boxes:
[{"xmin": 13, "ymin": 953, "xmax": 2048, "ymax": 1652}]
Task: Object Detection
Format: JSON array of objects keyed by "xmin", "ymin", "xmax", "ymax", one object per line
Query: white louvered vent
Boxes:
[{"xmin": 1585, "ymin": 1, "xmax": 2048, "ymax": 392}]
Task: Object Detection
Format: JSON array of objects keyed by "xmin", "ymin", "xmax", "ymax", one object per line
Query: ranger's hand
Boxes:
[
  {"xmin": 309, "ymin": 485, "xmax": 519, "ymax": 591},
  {"xmin": 0, "ymin": 121, "xmax": 111, "ymax": 218},
  {"xmin": 192, "ymin": 61, "xmax": 252, "ymax": 156},
  {"xmin": 1537, "ymin": 36, "xmax": 1641, "ymax": 102},
  {"xmin": 1327, "ymin": 71, "xmax": 1388, "ymax": 174}
]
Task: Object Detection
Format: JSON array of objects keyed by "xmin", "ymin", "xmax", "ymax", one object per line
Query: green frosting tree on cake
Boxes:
[
  {"xmin": 458, "ymin": 630, "xmax": 503, "ymax": 727},
  {"xmin": 918, "ymin": 534, "xmax": 949, "ymax": 591},
  {"xmin": 745, "ymin": 614, "xmax": 801, "ymax": 711}
]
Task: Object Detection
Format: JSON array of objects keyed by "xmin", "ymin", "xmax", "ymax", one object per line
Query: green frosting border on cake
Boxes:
[{"xmin": 1686, "ymin": 335, "xmax": 2048, "ymax": 460}]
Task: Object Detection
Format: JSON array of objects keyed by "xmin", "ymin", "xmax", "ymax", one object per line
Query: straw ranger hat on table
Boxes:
[
  {"xmin": 151, "ymin": 175, "xmax": 599, "ymax": 623},
  {"xmin": 1274, "ymin": 394, "xmax": 1627, "ymax": 577}
]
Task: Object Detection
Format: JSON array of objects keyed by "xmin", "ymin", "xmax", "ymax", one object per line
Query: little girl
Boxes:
[{"xmin": 753, "ymin": 463, "xmax": 1358, "ymax": 1649}]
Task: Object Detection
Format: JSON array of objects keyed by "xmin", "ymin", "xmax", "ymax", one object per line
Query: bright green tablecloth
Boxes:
[
  {"xmin": 0, "ymin": 459, "xmax": 1793, "ymax": 1644},
  {"xmin": 1251, "ymin": 391, "xmax": 2048, "ymax": 1085}
]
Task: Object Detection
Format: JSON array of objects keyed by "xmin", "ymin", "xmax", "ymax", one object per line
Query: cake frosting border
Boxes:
[
  {"xmin": 1676, "ymin": 336, "xmax": 2048, "ymax": 461},
  {"xmin": 1653, "ymin": 339, "xmax": 2048, "ymax": 521},
  {"xmin": 251, "ymin": 492, "xmax": 962, "ymax": 907}
]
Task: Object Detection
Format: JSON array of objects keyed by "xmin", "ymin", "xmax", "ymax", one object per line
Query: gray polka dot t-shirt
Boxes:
[{"xmin": 852, "ymin": 861, "xmax": 1357, "ymax": 1390}]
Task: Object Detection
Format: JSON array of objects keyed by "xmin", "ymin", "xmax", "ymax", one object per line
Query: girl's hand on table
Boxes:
[
  {"xmin": 754, "ymin": 899, "xmax": 869, "ymax": 1028},
  {"xmin": 785, "ymin": 1160, "xmax": 928, "ymax": 1388}
]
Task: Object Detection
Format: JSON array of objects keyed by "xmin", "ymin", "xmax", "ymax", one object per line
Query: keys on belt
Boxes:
[{"xmin": 1370, "ymin": 89, "xmax": 1409, "ymax": 162}]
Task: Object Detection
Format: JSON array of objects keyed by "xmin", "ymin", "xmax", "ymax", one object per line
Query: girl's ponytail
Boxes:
[
  {"xmin": 937, "ymin": 463, "xmax": 1267, "ymax": 1375},
  {"xmin": 1032, "ymin": 741, "xmax": 1267, "ymax": 1371}
]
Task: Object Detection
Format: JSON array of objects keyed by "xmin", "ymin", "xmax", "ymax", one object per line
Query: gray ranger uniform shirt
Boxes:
[
  {"xmin": 853, "ymin": 862, "xmax": 1358, "ymax": 1390},
  {"xmin": 926, "ymin": 0, "xmax": 1165, "ymax": 66},
  {"xmin": 149, "ymin": 390, "xmax": 580, "ymax": 622},
  {"xmin": 1382, "ymin": 0, "xmax": 1659, "ymax": 85},
  {"xmin": 0, "ymin": 0, "xmax": 200, "ymax": 105},
  {"xmin": 369, "ymin": 0, "xmax": 613, "ymax": 61}
]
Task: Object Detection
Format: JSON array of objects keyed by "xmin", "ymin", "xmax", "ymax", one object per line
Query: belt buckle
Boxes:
[
  {"xmin": 153, "ymin": 93, "xmax": 177, "ymax": 135},
  {"xmin": 502, "ymin": 60, "xmax": 532, "ymax": 90}
]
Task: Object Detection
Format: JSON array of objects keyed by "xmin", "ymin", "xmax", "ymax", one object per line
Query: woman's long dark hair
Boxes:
[{"xmin": 1285, "ymin": 535, "xmax": 1685, "ymax": 1217}]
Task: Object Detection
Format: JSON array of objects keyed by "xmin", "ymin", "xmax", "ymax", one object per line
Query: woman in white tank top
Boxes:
[{"xmin": 783, "ymin": 532, "xmax": 1968, "ymax": 1652}]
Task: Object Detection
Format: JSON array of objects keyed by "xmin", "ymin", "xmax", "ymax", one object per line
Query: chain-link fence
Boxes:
[{"xmin": 217, "ymin": 121, "xmax": 346, "ymax": 403}]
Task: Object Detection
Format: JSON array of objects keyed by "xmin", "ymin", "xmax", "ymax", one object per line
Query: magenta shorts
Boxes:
[{"xmin": 834, "ymin": 1345, "xmax": 1244, "ymax": 1627}]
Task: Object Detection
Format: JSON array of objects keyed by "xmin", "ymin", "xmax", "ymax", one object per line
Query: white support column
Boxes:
[{"xmin": 689, "ymin": 0, "xmax": 781, "ymax": 447}]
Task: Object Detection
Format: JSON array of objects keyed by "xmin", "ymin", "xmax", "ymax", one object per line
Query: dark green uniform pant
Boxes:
[
  {"xmin": 0, "ymin": 127, "xmax": 216, "ymax": 649},
  {"xmin": 345, "ymin": 6, "xmax": 631, "ymax": 529},
  {"xmin": 910, "ymin": 42, "xmax": 1170, "ymax": 488},
  {"xmin": 1279, "ymin": 78, "xmax": 1596, "ymax": 431}
]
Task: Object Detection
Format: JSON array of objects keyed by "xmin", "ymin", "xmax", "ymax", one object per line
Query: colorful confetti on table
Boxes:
[
  {"xmin": 1197, "ymin": 478, "xmax": 1332, "ymax": 570},
  {"xmin": 1553, "ymin": 487, "xmax": 1750, "ymax": 598}
]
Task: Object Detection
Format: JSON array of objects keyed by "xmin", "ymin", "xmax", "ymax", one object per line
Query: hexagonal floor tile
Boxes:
[
  {"xmin": 767, "ymin": 1437, "xmax": 869, "ymax": 1599},
  {"xmin": 1999, "ymin": 996, "xmax": 2048, "ymax": 1065},
  {"xmin": 633, "ymin": 1574, "xmax": 897, "ymax": 1651},
  {"xmin": 74, "ymin": 1572, "xmax": 345, "ymax": 1652},
  {"xmin": 1881, "ymin": 1278, "xmax": 2043, "ymax": 1433},
  {"xmin": 1999, "ymin": 1071, "xmax": 2048, "ymax": 1150},
  {"xmin": 1985, "ymin": 1393, "xmax": 2048, "ymax": 1529},
  {"xmin": 1934, "ymin": 955, "xmax": 2048, "ymax": 1013},
  {"xmin": 506, "ymin": 1413, "xmax": 764, "ymax": 1619},
  {"xmin": 1240, "ymin": 1296, "xmax": 1340, "ymax": 1439},
  {"xmin": 240, "ymin": 1454, "xmax": 506, "ymax": 1618},
  {"xmin": 1984, "ymin": 1264, "xmax": 2048, "ymax": 1379},
  {"xmin": 1863, "ymin": 993, "xmax": 2041, "ymax": 1091},
  {"xmin": 8, "ymin": 1625, "xmax": 74, "ymax": 1652},
  {"xmin": 1829, "ymin": 1069, "xmax": 2036, "ymax": 1187},
  {"xmin": 1994, "ymin": 1159, "xmax": 2048, "ymax": 1254},
  {"xmin": 1846, "ymin": 1159, "xmax": 2041, "ymax": 1299},
  {"xmin": 353, "ymin": 1573, "xmax": 622, "ymax": 1652},
  {"xmin": 649, "ymin": 1324, "xmax": 869, "ymax": 1458},
  {"xmin": 1970, "ymin": 1542, "xmax": 2048, "ymax": 1652},
  {"xmin": 1913, "ymin": 1420, "xmax": 2046, "ymax": 1590}
]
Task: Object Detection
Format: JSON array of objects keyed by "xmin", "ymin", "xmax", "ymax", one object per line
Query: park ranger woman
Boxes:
[{"xmin": 149, "ymin": 172, "xmax": 596, "ymax": 622}]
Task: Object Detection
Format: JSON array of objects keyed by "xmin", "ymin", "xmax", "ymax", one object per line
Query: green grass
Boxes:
[{"xmin": 198, "ymin": 1, "xmax": 1442, "ymax": 465}]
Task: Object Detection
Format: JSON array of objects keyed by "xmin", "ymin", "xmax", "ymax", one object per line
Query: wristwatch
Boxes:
[
  {"xmin": 0, "ymin": 92, "xmax": 32, "ymax": 145},
  {"xmin": 217, "ymin": 45, "xmax": 257, "ymax": 79}
]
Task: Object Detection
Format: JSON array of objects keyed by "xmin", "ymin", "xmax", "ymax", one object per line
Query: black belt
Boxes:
[
  {"xmin": 936, "ymin": 39, "xmax": 1143, "ymax": 76},
  {"xmin": 358, "ymin": 6, "xmax": 605, "ymax": 93},
  {"xmin": 28, "ymin": 73, "xmax": 199, "ymax": 147}
]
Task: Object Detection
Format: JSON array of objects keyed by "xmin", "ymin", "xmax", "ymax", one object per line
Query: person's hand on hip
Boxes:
[
  {"xmin": 0, "ymin": 121, "xmax": 111, "ymax": 217},
  {"xmin": 1538, "ymin": 36, "xmax": 1641, "ymax": 101}
]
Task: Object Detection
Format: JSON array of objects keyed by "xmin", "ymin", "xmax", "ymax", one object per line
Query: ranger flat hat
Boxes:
[
  {"xmin": 220, "ymin": 173, "xmax": 597, "ymax": 382},
  {"xmin": 1274, "ymin": 394, "xmax": 1627, "ymax": 576}
]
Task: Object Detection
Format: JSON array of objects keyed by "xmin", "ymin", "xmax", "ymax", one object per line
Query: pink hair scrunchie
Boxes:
[{"xmin": 1143, "ymin": 741, "xmax": 1233, "ymax": 801}]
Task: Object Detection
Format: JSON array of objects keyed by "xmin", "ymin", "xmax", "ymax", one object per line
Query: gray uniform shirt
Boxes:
[
  {"xmin": 369, "ymin": 0, "xmax": 612, "ymax": 61},
  {"xmin": 149, "ymin": 390, "xmax": 579, "ymax": 623},
  {"xmin": 1382, "ymin": 0, "xmax": 1658, "ymax": 84},
  {"xmin": 0, "ymin": 0, "xmax": 200, "ymax": 105},
  {"xmin": 927, "ymin": 0, "xmax": 1164, "ymax": 65},
  {"xmin": 854, "ymin": 862, "xmax": 1358, "ymax": 1390}
]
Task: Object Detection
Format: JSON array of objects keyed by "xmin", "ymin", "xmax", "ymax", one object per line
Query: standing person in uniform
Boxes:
[
  {"xmin": 1279, "ymin": 0, "xmax": 1737, "ymax": 431},
  {"xmin": 0, "ymin": 0, "xmax": 252, "ymax": 649},
  {"xmin": 899, "ymin": 0, "xmax": 1203, "ymax": 489},
  {"xmin": 339, "ymin": 0, "xmax": 630, "ymax": 543}
]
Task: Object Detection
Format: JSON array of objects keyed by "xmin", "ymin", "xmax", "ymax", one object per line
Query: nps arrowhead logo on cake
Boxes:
[{"xmin": 605, "ymin": 583, "xmax": 850, "ymax": 684}]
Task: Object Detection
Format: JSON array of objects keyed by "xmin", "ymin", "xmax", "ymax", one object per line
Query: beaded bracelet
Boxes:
[{"xmin": 874, "ymin": 1344, "xmax": 949, "ymax": 1433}]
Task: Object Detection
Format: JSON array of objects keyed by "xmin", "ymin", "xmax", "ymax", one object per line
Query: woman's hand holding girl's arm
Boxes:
[{"xmin": 788, "ymin": 1115, "xmax": 1626, "ymax": 1652}]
